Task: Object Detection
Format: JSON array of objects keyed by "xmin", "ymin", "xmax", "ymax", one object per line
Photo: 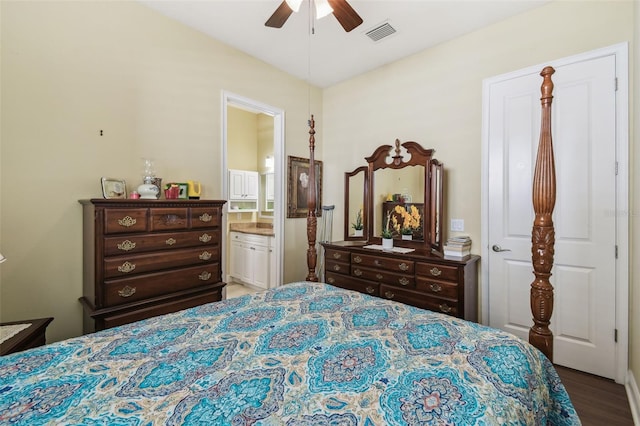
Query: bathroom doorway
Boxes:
[{"xmin": 222, "ymin": 92, "xmax": 284, "ymax": 290}]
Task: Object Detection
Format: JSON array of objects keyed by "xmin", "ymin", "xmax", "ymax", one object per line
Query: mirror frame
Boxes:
[
  {"xmin": 344, "ymin": 166, "xmax": 369, "ymax": 241},
  {"xmin": 365, "ymin": 139, "xmax": 444, "ymax": 253}
]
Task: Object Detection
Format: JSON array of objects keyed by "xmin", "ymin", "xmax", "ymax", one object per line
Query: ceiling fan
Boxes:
[{"xmin": 265, "ymin": 0, "xmax": 363, "ymax": 32}]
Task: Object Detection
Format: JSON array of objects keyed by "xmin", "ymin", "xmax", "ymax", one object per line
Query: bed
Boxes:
[{"xmin": 0, "ymin": 67, "xmax": 578, "ymax": 424}]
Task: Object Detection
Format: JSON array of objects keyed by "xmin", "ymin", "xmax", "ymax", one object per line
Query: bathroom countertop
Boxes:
[{"xmin": 229, "ymin": 222, "xmax": 274, "ymax": 237}]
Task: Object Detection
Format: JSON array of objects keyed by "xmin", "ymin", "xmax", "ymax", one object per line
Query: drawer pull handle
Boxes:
[
  {"xmin": 430, "ymin": 267, "xmax": 442, "ymax": 277},
  {"xmin": 199, "ymin": 251, "xmax": 212, "ymax": 260},
  {"xmin": 366, "ymin": 286, "xmax": 375, "ymax": 294},
  {"xmin": 118, "ymin": 285, "xmax": 136, "ymax": 298},
  {"xmin": 117, "ymin": 240, "xmax": 136, "ymax": 251},
  {"xmin": 117, "ymin": 261, "xmax": 136, "ymax": 273},
  {"xmin": 165, "ymin": 238, "xmax": 177, "ymax": 246},
  {"xmin": 398, "ymin": 263, "xmax": 409, "ymax": 271},
  {"xmin": 333, "ymin": 264, "xmax": 342, "ymax": 272},
  {"xmin": 199, "ymin": 213, "xmax": 213, "ymax": 222},
  {"xmin": 199, "ymin": 271, "xmax": 212, "ymax": 281},
  {"xmin": 384, "ymin": 291, "xmax": 395, "ymax": 299},
  {"xmin": 332, "ymin": 253, "xmax": 342, "ymax": 259},
  {"xmin": 374, "ymin": 260, "xmax": 382, "ymax": 266},
  {"xmin": 353, "ymin": 268, "xmax": 362, "ymax": 276},
  {"xmin": 118, "ymin": 216, "xmax": 137, "ymax": 227},
  {"xmin": 376, "ymin": 273, "xmax": 383, "ymax": 280},
  {"xmin": 398, "ymin": 277, "xmax": 409, "ymax": 286},
  {"xmin": 439, "ymin": 303, "xmax": 452, "ymax": 313},
  {"xmin": 200, "ymin": 233, "xmax": 212, "ymax": 243},
  {"xmin": 327, "ymin": 277, "xmax": 335, "ymax": 284},
  {"xmin": 353, "ymin": 256, "xmax": 362, "ymax": 263},
  {"xmin": 430, "ymin": 283, "xmax": 442, "ymax": 292}
]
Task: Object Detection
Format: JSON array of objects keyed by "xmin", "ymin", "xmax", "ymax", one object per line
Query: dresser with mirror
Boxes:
[{"xmin": 322, "ymin": 139, "xmax": 479, "ymax": 321}]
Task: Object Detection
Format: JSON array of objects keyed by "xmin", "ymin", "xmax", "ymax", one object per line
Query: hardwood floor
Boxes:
[{"xmin": 555, "ymin": 365, "xmax": 634, "ymax": 425}]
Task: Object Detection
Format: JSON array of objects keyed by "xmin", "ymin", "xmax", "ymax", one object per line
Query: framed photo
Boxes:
[
  {"xmin": 177, "ymin": 183, "xmax": 189, "ymax": 199},
  {"xmin": 101, "ymin": 177, "xmax": 127, "ymax": 199},
  {"xmin": 287, "ymin": 156, "xmax": 322, "ymax": 218}
]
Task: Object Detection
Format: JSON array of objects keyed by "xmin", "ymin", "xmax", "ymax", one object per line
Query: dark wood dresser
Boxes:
[
  {"xmin": 322, "ymin": 241, "xmax": 480, "ymax": 322},
  {"xmin": 79, "ymin": 199, "xmax": 227, "ymax": 333}
]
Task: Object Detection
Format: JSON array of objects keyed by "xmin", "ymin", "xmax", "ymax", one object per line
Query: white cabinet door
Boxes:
[
  {"xmin": 265, "ymin": 173, "xmax": 275, "ymax": 200},
  {"xmin": 229, "ymin": 233, "xmax": 244, "ymax": 280},
  {"xmin": 244, "ymin": 172, "xmax": 259, "ymax": 200},
  {"xmin": 250, "ymin": 243, "xmax": 270, "ymax": 290},
  {"xmin": 269, "ymin": 237, "xmax": 276, "ymax": 288},
  {"xmin": 239, "ymin": 243, "xmax": 254, "ymax": 284},
  {"xmin": 229, "ymin": 170, "xmax": 246, "ymax": 200}
]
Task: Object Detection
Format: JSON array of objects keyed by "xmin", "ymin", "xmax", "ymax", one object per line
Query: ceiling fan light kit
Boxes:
[
  {"xmin": 284, "ymin": 0, "xmax": 303, "ymax": 13},
  {"xmin": 266, "ymin": 0, "xmax": 363, "ymax": 32}
]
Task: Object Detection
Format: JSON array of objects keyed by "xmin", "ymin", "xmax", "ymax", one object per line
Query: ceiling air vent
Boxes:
[{"xmin": 365, "ymin": 22, "xmax": 396, "ymax": 42}]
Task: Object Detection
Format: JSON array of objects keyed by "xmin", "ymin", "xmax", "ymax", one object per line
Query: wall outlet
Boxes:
[{"xmin": 451, "ymin": 219, "xmax": 464, "ymax": 232}]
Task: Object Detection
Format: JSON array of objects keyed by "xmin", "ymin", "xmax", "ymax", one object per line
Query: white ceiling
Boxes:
[{"xmin": 138, "ymin": 0, "xmax": 549, "ymax": 88}]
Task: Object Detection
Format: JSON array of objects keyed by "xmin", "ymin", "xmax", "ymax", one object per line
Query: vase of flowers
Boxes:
[
  {"xmin": 393, "ymin": 204, "xmax": 421, "ymax": 240},
  {"xmin": 352, "ymin": 209, "xmax": 364, "ymax": 237}
]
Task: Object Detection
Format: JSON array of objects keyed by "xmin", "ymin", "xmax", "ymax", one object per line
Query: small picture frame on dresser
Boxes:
[
  {"xmin": 177, "ymin": 183, "xmax": 189, "ymax": 199},
  {"xmin": 101, "ymin": 177, "xmax": 127, "ymax": 199}
]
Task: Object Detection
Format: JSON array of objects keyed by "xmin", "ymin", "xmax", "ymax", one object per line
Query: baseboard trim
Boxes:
[{"xmin": 626, "ymin": 370, "xmax": 640, "ymax": 425}]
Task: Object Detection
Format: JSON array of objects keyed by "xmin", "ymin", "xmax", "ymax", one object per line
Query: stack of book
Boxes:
[{"xmin": 444, "ymin": 236, "xmax": 471, "ymax": 258}]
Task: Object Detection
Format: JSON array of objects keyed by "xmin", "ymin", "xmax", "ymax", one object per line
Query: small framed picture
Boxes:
[
  {"xmin": 101, "ymin": 177, "xmax": 127, "ymax": 199},
  {"xmin": 177, "ymin": 183, "xmax": 189, "ymax": 199}
]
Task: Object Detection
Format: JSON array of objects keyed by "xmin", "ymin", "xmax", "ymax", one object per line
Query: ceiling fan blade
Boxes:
[
  {"xmin": 328, "ymin": 0, "xmax": 363, "ymax": 32},
  {"xmin": 265, "ymin": 1, "xmax": 294, "ymax": 28}
]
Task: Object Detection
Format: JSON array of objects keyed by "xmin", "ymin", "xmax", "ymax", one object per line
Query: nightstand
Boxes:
[{"xmin": 0, "ymin": 317, "xmax": 53, "ymax": 356}]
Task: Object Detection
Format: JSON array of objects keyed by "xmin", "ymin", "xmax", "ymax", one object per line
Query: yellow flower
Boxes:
[{"xmin": 393, "ymin": 204, "xmax": 421, "ymax": 235}]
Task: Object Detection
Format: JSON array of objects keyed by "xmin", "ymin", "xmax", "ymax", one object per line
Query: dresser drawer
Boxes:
[
  {"xmin": 325, "ymin": 248, "xmax": 351, "ymax": 263},
  {"xmin": 191, "ymin": 207, "xmax": 221, "ymax": 228},
  {"xmin": 326, "ymin": 259, "xmax": 350, "ymax": 275},
  {"xmin": 351, "ymin": 265, "xmax": 414, "ymax": 288},
  {"xmin": 104, "ymin": 230, "xmax": 220, "ymax": 256},
  {"xmin": 104, "ymin": 247, "xmax": 218, "ymax": 278},
  {"xmin": 325, "ymin": 272, "xmax": 378, "ymax": 296},
  {"xmin": 104, "ymin": 209, "xmax": 148, "ymax": 234},
  {"xmin": 351, "ymin": 253, "xmax": 414, "ymax": 273},
  {"xmin": 100, "ymin": 290, "xmax": 222, "ymax": 330},
  {"xmin": 380, "ymin": 284, "xmax": 458, "ymax": 316},
  {"xmin": 150, "ymin": 208, "xmax": 189, "ymax": 231},
  {"xmin": 416, "ymin": 277, "xmax": 458, "ymax": 299},
  {"xmin": 416, "ymin": 262, "xmax": 458, "ymax": 281},
  {"xmin": 104, "ymin": 264, "xmax": 220, "ymax": 306}
]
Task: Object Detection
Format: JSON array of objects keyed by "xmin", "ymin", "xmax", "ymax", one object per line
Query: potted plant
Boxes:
[
  {"xmin": 352, "ymin": 209, "xmax": 364, "ymax": 237},
  {"xmin": 381, "ymin": 211, "xmax": 394, "ymax": 249}
]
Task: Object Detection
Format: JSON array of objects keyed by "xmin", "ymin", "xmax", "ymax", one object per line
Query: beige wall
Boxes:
[
  {"xmin": 0, "ymin": 0, "xmax": 321, "ymax": 342},
  {"xmin": 322, "ymin": 0, "xmax": 637, "ymax": 383}
]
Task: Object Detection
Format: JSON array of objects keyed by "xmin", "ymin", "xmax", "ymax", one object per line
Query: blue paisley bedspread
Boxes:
[{"xmin": 0, "ymin": 282, "xmax": 580, "ymax": 425}]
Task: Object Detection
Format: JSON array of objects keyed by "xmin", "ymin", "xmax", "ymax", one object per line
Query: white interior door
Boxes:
[{"xmin": 484, "ymin": 53, "xmax": 621, "ymax": 379}]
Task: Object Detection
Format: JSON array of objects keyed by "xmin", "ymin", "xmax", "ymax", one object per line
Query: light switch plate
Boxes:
[{"xmin": 451, "ymin": 219, "xmax": 464, "ymax": 232}]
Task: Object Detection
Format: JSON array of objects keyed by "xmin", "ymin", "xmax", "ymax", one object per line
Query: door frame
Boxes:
[
  {"xmin": 480, "ymin": 42, "xmax": 629, "ymax": 383},
  {"xmin": 222, "ymin": 91, "xmax": 285, "ymax": 288}
]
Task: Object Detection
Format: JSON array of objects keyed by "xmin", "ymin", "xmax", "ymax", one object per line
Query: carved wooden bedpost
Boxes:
[
  {"xmin": 529, "ymin": 66, "xmax": 556, "ymax": 360},
  {"xmin": 306, "ymin": 115, "xmax": 319, "ymax": 281}
]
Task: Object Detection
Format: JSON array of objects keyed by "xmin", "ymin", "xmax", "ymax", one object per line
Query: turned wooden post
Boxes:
[
  {"xmin": 306, "ymin": 115, "xmax": 319, "ymax": 282},
  {"xmin": 529, "ymin": 66, "xmax": 556, "ymax": 360}
]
